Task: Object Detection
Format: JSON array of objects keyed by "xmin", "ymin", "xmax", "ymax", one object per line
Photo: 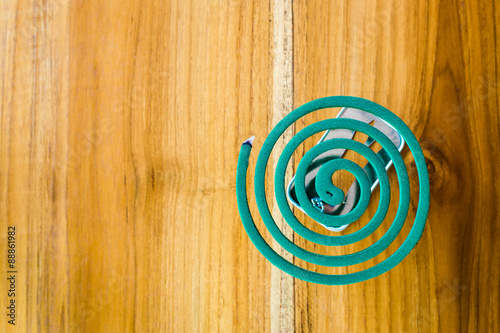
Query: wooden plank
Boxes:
[
  {"xmin": 292, "ymin": 0, "xmax": 500, "ymax": 331},
  {"xmin": 0, "ymin": 0, "xmax": 71, "ymax": 332},
  {"xmin": 270, "ymin": 0, "xmax": 295, "ymax": 332},
  {"xmin": 1, "ymin": 0, "xmax": 275, "ymax": 331}
]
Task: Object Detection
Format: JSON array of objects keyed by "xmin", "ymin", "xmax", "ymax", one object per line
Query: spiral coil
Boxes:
[{"xmin": 236, "ymin": 96, "xmax": 430, "ymax": 285}]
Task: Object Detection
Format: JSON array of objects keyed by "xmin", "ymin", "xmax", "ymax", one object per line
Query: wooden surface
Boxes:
[{"xmin": 0, "ymin": 0, "xmax": 499, "ymax": 332}]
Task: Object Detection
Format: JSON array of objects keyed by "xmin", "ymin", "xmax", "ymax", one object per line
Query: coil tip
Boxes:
[{"xmin": 242, "ymin": 136, "xmax": 255, "ymax": 147}]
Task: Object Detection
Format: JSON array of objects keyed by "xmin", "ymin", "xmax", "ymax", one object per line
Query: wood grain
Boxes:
[
  {"xmin": 0, "ymin": 0, "xmax": 498, "ymax": 332},
  {"xmin": 270, "ymin": 0, "xmax": 294, "ymax": 332}
]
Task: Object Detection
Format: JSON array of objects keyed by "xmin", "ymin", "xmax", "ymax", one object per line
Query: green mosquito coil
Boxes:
[{"xmin": 236, "ymin": 96, "xmax": 430, "ymax": 285}]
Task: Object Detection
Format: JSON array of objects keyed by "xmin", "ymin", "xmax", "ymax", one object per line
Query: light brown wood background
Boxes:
[{"xmin": 0, "ymin": 0, "xmax": 499, "ymax": 332}]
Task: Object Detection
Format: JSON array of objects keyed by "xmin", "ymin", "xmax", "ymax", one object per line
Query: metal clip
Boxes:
[{"xmin": 286, "ymin": 108, "xmax": 405, "ymax": 232}]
